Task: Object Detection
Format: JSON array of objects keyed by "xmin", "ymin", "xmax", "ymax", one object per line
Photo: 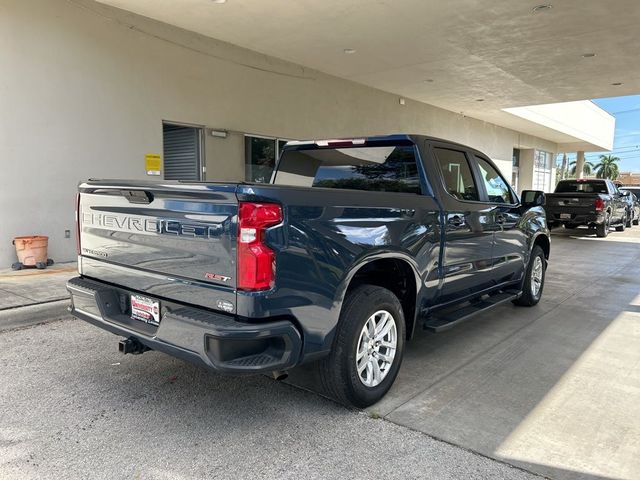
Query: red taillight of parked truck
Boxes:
[
  {"xmin": 237, "ymin": 202, "xmax": 282, "ymax": 291},
  {"xmin": 594, "ymin": 197, "xmax": 605, "ymax": 212}
]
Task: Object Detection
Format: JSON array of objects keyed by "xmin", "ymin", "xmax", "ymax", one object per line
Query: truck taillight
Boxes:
[
  {"xmin": 237, "ymin": 202, "xmax": 282, "ymax": 291},
  {"xmin": 594, "ymin": 197, "xmax": 605, "ymax": 212},
  {"xmin": 75, "ymin": 193, "xmax": 81, "ymax": 255}
]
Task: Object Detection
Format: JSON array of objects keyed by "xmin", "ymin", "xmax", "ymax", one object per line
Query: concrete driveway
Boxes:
[
  {"xmin": 290, "ymin": 226, "xmax": 640, "ymax": 480},
  {"xmin": 1, "ymin": 227, "xmax": 639, "ymax": 479}
]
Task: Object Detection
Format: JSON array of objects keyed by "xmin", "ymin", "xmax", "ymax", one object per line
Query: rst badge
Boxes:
[{"xmin": 205, "ymin": 272, "xmax": 231, "ymax": 282}]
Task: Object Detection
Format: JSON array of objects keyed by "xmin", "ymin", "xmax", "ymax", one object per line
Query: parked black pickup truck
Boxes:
[
  {"xmin": 545, "ymin": 178, "xmax": 629, "ymax": 237},
  {"xmin": 67, "ymin": 134, "xmax": 550, "ymax": 406},
  {"xmin": 619, "ymin": 186, "xmax": 640, "ymax": 227}
]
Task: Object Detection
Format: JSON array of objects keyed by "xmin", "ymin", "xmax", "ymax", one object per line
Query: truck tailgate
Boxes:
[
  {"xmin": 545, "ymin": 193, "xmax": 598, "ymax": 213},
  {"xmin": 78, "ymin": 181, "xmax": 238, "ymax": 311}
]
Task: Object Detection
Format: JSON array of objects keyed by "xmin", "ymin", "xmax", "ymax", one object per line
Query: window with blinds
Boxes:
[{"xmin": 162, "ymin": 123, "xmax": 202, "ymax": 181}]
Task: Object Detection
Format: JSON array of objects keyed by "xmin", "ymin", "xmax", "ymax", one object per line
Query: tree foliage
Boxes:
[
  {"xmin": 569, "ymin": 160, "xmax": 594, "ymax": 176},
  {"xmin": 594, "ymin": 154, "xmax": 620, "ymax": 180}
]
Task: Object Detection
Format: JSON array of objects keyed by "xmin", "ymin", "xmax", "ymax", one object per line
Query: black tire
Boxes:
[
  {"xmin": 513, "ymin": 245, "xmax": 546, "ymax": 307},
  {"xmin": 316, "ymin": 285, "xmax": 405, "ymax": 408},
  {"xmin": 596, "ymin": 214, "xmax": 610, "ymax": 237},
  {"xmin": 46, "ymin": 258, "xmax": 54, "ymax": 266},
  {"xmin": 11, "ymin": 262, "xmax": 23, "ymax": 271},
  {"xmin": 634, "ymin": 217, "xmax": 639, "ymax": 226},
  {"xmin": 35, "ymin": 262, "xmax": 47, "ymax": 269},
  {"xmin": 616, "ymin": 214, "xmax": 626, "ymax": 232}
]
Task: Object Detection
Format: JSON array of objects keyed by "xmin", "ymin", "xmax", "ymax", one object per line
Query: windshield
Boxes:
[{"xmin": 621, "ymin": 187, "xmax": 640, "ymax": 198}]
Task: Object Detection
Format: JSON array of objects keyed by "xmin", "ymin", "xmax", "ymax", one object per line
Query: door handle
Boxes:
[{"xmin": 448, "ymin": 215, "xmax": 464, "ymax": 227}]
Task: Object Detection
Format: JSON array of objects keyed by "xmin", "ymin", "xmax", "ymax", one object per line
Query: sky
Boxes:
[{"xmin": 583, "ymin": 95, "xmax": 640, "ymax": 172}]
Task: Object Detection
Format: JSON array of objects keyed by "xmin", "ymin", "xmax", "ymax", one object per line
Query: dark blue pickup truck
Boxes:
[{"xmin": 67, "ymin": 134, "xmax": 550, "ymax": 407}]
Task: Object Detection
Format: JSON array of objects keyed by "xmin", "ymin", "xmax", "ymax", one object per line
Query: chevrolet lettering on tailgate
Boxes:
[{"xmin": 82, "ymin": 212, "xmax": 224, "ymax": 238}]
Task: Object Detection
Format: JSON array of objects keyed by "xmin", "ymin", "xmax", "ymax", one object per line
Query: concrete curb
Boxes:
[{"xmin": 0, "ymin": 299, "xmax": 71, "ymax": 332}]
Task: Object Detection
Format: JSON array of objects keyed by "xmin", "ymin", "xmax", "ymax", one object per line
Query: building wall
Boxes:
[
  {"xmin": 0, "ymin": 0, "xmax": 559, "ymax": 266},
  {"xmin": 618, "ymin": 172, "xmax": 640, "ymax": 185}
]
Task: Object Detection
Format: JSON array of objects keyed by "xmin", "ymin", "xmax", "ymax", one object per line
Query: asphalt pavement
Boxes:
[{"xmin": 0, "ymin": 319, "xmax": 539, "ymax": 480}]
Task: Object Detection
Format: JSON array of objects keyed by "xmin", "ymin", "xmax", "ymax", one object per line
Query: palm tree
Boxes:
[
  {"xmin": 594, "ymin": 154, "xmax": 621, "ymax": 180},
  {"xmin": 569, "ymin": 160, "xmax": 594, "ymax": 176},
  {"xmin": 558, "ymin": 153, "xmax": 569, "ymax": 180}
]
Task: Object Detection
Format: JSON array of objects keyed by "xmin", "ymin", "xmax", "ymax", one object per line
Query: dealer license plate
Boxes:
[
  {"xmin": 130, "ymin": 294, "xmax": 160, "ymax": 325},
  {"xmin": 560, "ymin": 213, "xmax": 571, "ymax": 220}
]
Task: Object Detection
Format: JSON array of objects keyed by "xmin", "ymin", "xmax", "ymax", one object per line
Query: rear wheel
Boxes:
[
  {"xmin": 596, "ymin": 214, "xmax": 610, "ymax": 238},
  {"xmin": 316, "ymin": 285, "xmax": 405, "ymax": 407},
  {"xmin": 514, "ymin": 245, "xmax": 545, "ymax": 307}
]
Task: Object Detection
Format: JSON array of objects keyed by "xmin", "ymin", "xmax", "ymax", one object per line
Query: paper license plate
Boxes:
[
  {"xmin": 560, "ymin": 213, "xmax": 571, "ymax": 220},
  {"xmin": 130, "ymin": 294, "xmax": 160, "ymax": 325}
]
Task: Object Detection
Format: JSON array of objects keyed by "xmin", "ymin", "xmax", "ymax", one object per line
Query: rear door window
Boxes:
[
  {"xmin": 274, "ymin": 145, "xmax": 422, "ymax": 194},
  {"xmin": 433, "ymin": 147, "xmax": 479, "ymax": 201}
]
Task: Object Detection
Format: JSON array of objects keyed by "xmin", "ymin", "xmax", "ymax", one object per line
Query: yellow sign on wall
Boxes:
[{"xmin": 145, "ymin": 153, "xmax": 162, "ymax": 176}]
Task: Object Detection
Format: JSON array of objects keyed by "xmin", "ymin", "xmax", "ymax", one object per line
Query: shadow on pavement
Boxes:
[{"xmin": 288, "ymin": 230, "xmax": 640, "ymax": 480}]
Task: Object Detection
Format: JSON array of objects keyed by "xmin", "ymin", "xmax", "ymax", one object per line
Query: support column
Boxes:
[{"xmin": 576, "ymin": 151, "xmax": 585, "ymax": 179}]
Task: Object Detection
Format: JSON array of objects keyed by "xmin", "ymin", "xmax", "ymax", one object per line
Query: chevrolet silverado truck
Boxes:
[
  {"xmin": 67, "ymin": 134, "xmax": 550, "ymax": 407},
  {"xmin": 545, "ymin": 178, "xmax": 628, "ymax": 237}
]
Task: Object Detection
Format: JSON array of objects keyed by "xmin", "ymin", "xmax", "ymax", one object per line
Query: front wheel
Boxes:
[
  {"xmin": 316, "ymin": 285, "xmax": 405, "ymax": 407},
  {"xmin": 514, "ymin": 245, "xmax": 546, "ymax": 307},
  {"xmin": 616, "ymin": 214, "xmax": 626, "ymax": 232},
  {"xmin": 626, "ymin": 212, "xmax": 633, "ymax": 228}
]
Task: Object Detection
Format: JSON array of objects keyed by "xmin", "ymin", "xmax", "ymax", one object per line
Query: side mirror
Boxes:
[
  {"xmin": 521, "ymin": 190, "xmax": 545, "ymax": 208},
  {"xmin": 622, "ymin": 190, "xmax": 631, "ymax": 197}
]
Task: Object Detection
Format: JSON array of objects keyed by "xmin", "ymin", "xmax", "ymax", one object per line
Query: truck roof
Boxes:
[{"xmin": 282, "ymin": 134, "xmax": 485, "ymax": 155}]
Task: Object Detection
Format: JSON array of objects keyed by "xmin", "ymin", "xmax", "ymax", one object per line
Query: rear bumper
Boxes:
[
  {"xmin": 546, "ymin": 211, "xmax": 605, "ymax": 225},
  {"xmin": 66, "ymin": 276, "xmax": 302, "ymax": 374}
]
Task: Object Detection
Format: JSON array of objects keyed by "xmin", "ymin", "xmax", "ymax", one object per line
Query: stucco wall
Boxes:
[{"xmin": 0, "ymin": 0, "xmax": 559, "ymax": 266}]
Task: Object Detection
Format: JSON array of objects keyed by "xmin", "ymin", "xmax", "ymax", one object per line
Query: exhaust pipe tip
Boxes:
[{"xmin": 271, "ymin": 370, "xmax": 288, "ymax": 381}]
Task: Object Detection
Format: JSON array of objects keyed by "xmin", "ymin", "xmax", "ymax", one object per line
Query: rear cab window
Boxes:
[
  {"xmin": 273, "ymin": 143, "xmax": 423, "ymax": 194},
  {"xmin": 555, "ymin": 180, "xmax": 608, "ymax": 194}
]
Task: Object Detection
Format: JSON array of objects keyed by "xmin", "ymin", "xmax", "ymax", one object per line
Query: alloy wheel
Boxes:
[
  {"xmin": 355, "ymin": 310, "xmax": 397, "ymax": 387},
  {"xmin": 531, "ymin": 256, "xmax": 543, "ymax": 298}
]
